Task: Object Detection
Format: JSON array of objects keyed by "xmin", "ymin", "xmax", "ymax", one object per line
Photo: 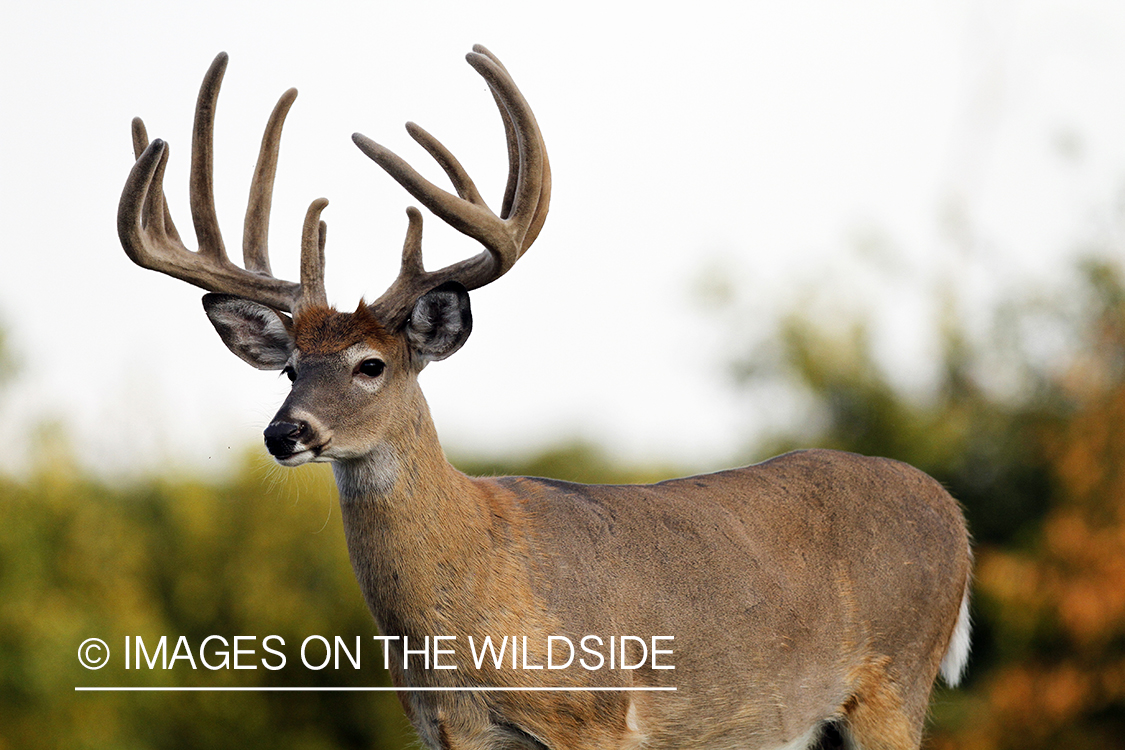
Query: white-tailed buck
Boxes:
[{"xmin": 118, "ymin": 47, "xmax": 972, "ymax": 750}]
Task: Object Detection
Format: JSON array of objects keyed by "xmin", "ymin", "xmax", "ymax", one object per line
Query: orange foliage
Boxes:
[{"xmin": 934, "ymin": 267, "xmax": 1125, "ymax": 748}]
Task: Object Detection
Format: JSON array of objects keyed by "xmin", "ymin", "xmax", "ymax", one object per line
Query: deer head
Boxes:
[{"xmin": 118, "ymin": 47, "xmax": 549, "ymax": 468}]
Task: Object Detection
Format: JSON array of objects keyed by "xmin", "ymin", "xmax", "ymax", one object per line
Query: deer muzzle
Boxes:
[{"xmin": 263, "ymin": 420, "xmax": 308, "ymax": 459}]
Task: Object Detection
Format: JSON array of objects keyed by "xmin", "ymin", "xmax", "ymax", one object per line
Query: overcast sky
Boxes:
[{"xmin": 3, "ymin": 0, "xmax": 1125, "ymax": 477}]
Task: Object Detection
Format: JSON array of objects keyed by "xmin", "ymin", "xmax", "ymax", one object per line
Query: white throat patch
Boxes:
[{"xmin": 332, "ymin": 443, "xmax": 400, "ymax": 501}]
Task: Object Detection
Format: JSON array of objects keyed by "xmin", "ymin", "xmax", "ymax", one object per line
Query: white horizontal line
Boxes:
[{"xmin": 75, "ymin": 686, "xmax": 677, "ymax": 692}]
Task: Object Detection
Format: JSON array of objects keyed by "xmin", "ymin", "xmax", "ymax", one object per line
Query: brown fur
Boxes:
[
  {"xmin": 840, "ymin": 657, "xmax": 918, "ymax": 750},
  {"xmin": 293, "ymin": 301, "xmax": 396, "ymax": 354},
  {"xmin": 332, "ymin": 436, "xmax": 969, "ymax": 749}
]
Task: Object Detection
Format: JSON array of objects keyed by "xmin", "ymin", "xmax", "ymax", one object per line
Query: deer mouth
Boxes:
[{"xmin": 273, "ymin": 439, "xmax": 331, "ymax": 466}]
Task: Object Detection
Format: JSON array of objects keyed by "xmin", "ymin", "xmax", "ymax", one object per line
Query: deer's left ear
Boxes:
[
  {"xmin": 405, "ymin": 282, "xmax": 472, "ymax": 364},
  {"xmin": 203, "ymin": 293, "xmax": 295, "ymax": 370}
]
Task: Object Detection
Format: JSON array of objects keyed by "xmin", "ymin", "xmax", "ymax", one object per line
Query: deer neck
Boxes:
[{"xmin": 330, "ymin": 385, "xmax": 492, "ymax": 638}]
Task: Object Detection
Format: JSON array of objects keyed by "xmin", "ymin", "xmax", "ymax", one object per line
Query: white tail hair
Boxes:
[{"xmin": 940, "ymin": 581, "xmax": 972, "ymax": 686}]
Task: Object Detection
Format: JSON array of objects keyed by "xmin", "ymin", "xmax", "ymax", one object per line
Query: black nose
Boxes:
[{"xmin": 264, "ymin": 421, "xmax": 306, "ymax": 457}]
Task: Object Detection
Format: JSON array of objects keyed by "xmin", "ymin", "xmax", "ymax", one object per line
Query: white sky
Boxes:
[{"xmin": 3, "ymin": 0, "xmax": 1125, "ymax": 477}]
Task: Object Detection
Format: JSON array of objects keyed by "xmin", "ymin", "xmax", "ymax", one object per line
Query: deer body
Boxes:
[
  {"xmin": 337, "ymin": 435, "xmax": 969, "ymax": 749},
  {"xmin": 118, "ymin": 48, "xmax": 972, "ymax": 750}
]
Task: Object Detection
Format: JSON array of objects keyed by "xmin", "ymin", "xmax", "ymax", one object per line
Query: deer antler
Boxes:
[
  {"xmin": 118, "ymin": 52, "xmax": 328, "ymax": 315},
  {"xmin": 353, "ymin": 44, "xmax": 551, "ymax": 328}
]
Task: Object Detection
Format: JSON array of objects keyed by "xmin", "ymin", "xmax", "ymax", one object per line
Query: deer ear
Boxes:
[
  {"xmin": 202, "ymin": 293, "xmax": 294, "ymax": 370},
  {"xmin": 405, "ymin": 282, "xmax": 472, "ymax": 364}
]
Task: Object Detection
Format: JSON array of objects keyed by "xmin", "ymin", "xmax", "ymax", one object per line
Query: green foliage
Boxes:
[
  {"xmin": 0, "ymin": 453, "xmax": 412, "ymax": 750},
  {"xmin": 0, "ymin": 322, "xmax": 15, "ymax": 388}
]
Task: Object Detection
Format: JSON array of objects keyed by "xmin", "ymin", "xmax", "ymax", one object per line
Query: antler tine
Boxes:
[
  {"xmin": 118, "ymin": 53, "xmax": 320, "ymax": 315},
  {"xmin": 476, "ymin": 49, "xmax": 520, "ymax": 222},
  {"xmin": 403, "ymin": 121, "xmax": 488, "ymax": 207},
  {"xmin": 190, "ymin": 53, "xmax": 229, "ymax": 262},
  {"xmin": 367, "ymin": 207, "xmax": 428, "ymax": 326},
  {"xmin": 244, "ymin": 87, "xmax": 298, "ymax": 275},
  {"xmin": 470, "ymin": 43, "xmax": 552, "ymax": 249},
  {"xmin": 296, "ymin": 199, "xmax": 330, "ymax": 313},
  {"xmin": 350, "ymin": 132, "xmax": 505, "ymax": 252},
  {"xmin": 354, "ymin": 46, "xmax": 550, "ymax": 329},
  {"xmin": 131, "ymin": 118, "xmax": 181, "ymax": 243}
]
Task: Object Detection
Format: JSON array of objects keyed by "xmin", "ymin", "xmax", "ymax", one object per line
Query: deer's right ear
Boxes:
[{"xmin": 202, "ymin": 293, "xmax": 295, "ymax": 370}]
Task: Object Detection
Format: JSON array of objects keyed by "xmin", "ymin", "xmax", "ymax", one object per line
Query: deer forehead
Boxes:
[{"xmin": 292, "ymin": 304, "xmax": 400, "ymax": 356}]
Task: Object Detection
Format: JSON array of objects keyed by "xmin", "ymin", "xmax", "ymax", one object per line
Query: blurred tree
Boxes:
[
  {"xmin": 728, "ymin": 260, "xmax": 1125, "ymax": 748},
  {"xmin": 931, "ymin": 262, "xmax": 1125, "ymax": 749},
  {"xmin": 453, "ymin": 440, "xmax": 681, "ymax": 485},
  {"xmin": 0, "ymin": 450, "xmax": 413, "ymax": 750},
  {"xmin": 0, "ymin": 319, "xmax": 15, "ymax": 388},
  {"xmin": 737, "ymin": 296, "xmax": 1060, "ymax": 550}
]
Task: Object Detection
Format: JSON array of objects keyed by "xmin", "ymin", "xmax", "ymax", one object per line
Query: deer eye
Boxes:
[
  {"xmin": 282, "ymin": 366, "xmax": 296, "ymax": 382},
  {"xmin": 357, "ymin": 359, "xmax": 386, "ymax": 378}
]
